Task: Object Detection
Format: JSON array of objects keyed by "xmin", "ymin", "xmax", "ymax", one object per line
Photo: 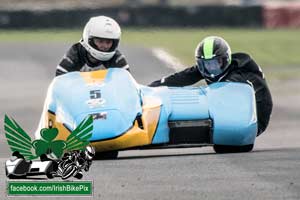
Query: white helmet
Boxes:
[
  {"xmin": 84, "ymin": 145, "xmax": 95, "ymax": 160},
  {"xmin": 80, "ymin": 16, "xmax": 121, "ymax": 61}
]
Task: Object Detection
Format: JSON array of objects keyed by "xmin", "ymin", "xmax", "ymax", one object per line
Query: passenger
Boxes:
[{"xmin": 149, "ymin": 36, "xmax": 272, "ymax": 136}]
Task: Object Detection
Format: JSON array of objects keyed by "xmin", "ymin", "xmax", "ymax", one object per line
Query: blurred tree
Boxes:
[
  {"xmin": 240, "ymin": 0, "xmax": 259, "ymax": 5},
  {"xmin": 159, "ymin": 0, "xmax": 168, "ymax": 5}
]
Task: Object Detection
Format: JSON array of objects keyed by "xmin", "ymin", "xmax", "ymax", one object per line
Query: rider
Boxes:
[
  {"xmin": 149, "ymin": 36, "xmax": 273, "ymax": 136},
  {"xmin": 56, "ymin": 15, "xmax": 129, "ymax": 76}
]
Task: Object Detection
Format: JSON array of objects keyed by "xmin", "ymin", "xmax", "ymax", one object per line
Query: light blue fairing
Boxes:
[
  {"xmin": 139, "ymin": 86, "xmax": 171, "ymax": 144},
  {"xmin": 47, "ymin": 68, "xmax": 257, "ymax": 146},
  {"xmin": 47, "ymin": 69, "xmax": 142, "ymax": 141},
  {"xmin": 204, "ymin": 82, "xmax": 257, "ymax": 145},
  {"xmin": 141, "ymin": 83, "xmax": 256, "ymax": 146},
  {"xmin": 140, "ymin": 86, "xmax": 210, "ymax": 144}
]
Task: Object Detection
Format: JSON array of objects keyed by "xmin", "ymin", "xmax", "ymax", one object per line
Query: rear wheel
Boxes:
[
  {"xmin": 94, "ymin": 151, "xmax": 119, "ymax": 160},
  {"xmin": 213, "ymin": 144, "xmax": 254, "ymax": 153},
  {"xmin": 74, "ymin": 171, "xmax": 83, "ymax": 179},
  {"xmin": 61, "ymin": 164, "xmax": 77, "ymax": 180}
]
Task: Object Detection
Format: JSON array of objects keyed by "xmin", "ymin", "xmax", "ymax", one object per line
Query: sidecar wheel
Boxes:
[{"xmin": 213, "ymin": 144, "xmax": 254, "ymax": 153}]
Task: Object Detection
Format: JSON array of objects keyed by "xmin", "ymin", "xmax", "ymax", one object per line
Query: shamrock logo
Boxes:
[
  {"xmin": 32, "ymin": 128, "xmax": 67, "ymax": 158},
  {"xmin": 4, "ymin": 115, "xmax": 93, "ymax": 160}
]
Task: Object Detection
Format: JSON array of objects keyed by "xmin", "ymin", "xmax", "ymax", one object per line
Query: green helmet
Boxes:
[{"xmin": 195, "ymin": 36, "xmax": 232, "ymax": 81}]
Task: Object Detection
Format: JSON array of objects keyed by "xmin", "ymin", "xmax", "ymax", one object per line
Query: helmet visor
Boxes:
[
  {"xmin": 196, "ymin": 56, "xmax": 226, "ymax": 78},
  {"xmin": 89, "ymin": 37, "xmax": 119, "ymax": 53}
]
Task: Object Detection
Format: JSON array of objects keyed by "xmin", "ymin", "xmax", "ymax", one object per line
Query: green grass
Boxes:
[
  {"xmin": 1, "ymin": 28, "xmax": 299, "ymax": 69},
  {"xmin": 122, "ymin": 28, "xmax": 300, "ymax": 68},
  {"xmin": 0, "ymin": 29, "xmax": 81, "ymax": 42}
]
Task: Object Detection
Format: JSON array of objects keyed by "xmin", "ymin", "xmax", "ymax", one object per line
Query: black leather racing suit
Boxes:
[
  {"xmin": 149, "ymin": 53, "xmax": 273, "ymax": 136},
  {"xmin": 56, "ymin": 43, "xmax": 129, "ymax": 76}
]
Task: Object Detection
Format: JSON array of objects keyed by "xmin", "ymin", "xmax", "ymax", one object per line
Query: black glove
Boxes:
[{"xmin": 148, "ymin": 80, "xmax": 162, "ymax": 87}]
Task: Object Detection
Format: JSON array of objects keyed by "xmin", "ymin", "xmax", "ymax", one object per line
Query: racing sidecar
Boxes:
[
  {"xmin": 6, "ymin": 152, "xmax": 55, "ymax": 179},
  {"xmin": 36, "ymin": 68, "xmax": 257, "ymax": 158}
]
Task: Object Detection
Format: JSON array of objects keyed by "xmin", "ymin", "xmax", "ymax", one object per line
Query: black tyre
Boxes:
[
  {"xmin": 62, "ymin": 164, "xmax": 77, "ymax": 180},
  {"xmin": 46, "ymin": 172, "xmax": 54, "ymax": 179},
  {"xmin": 74, "ymin": 171, "xmax": 83, "ymax": 179},
  {"xmin": 213, "ymin": 144, "xmax": 254, "ymax": 154},
  {"xmin": 7, "ymin": 174, "xmax": 27, "ymax": 179},
  {"xmin": 94, "ymin": 151, "xmax": 119, "ymax": 160}
]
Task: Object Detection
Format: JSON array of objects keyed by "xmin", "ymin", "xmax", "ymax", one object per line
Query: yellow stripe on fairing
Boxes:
[
  {"xmin": 80, "ymin": 70, "xmax": 108, "ymax": 84},
  {"xmin": 91, "ymin": 99, "xmax": 161, "ymax": 152}
]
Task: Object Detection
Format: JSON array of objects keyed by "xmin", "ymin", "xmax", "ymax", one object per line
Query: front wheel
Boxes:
[
  {"xmin": 46, "ymin": 172, "xmax": 54, "ymax": 179},
  {"xmin": 94, "ymin": 151, "xmax": 119, "ymax": 160},
  {"xmin": 213, "ymin": 144, "xmax": 254, "ymax": 153}
]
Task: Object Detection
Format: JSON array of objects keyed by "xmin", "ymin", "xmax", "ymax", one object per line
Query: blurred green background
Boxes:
[{"xmin": 1, "ymin": 28, "xmax": 299, "ymax": 79}]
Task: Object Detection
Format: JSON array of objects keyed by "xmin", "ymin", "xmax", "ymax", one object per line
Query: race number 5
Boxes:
[{"xmin": 90, "ymin": 90, "xmax": 101, "ymax": 99}]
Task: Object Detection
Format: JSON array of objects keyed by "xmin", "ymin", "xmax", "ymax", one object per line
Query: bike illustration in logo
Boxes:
[{"xmin": 4, "ymin": 115, "xmax": 95, "ymax": 179}]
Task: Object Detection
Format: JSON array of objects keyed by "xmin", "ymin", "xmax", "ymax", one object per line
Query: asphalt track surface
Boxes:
[{"xmin": 0, "ymin": 42, "xmax": 300, "ymax": 200}]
